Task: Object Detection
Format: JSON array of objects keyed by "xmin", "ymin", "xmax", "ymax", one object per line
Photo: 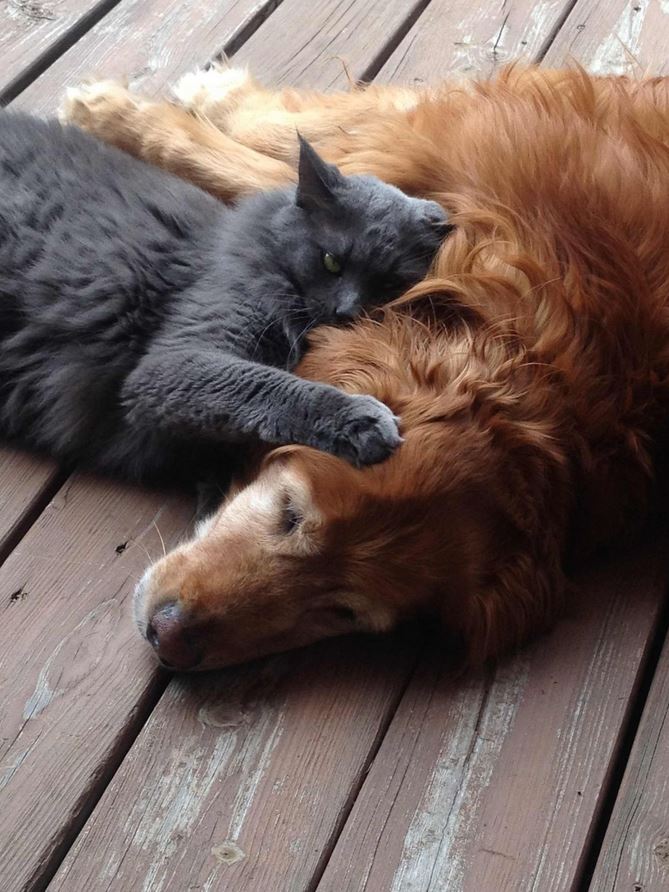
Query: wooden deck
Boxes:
[{"xmin": 1, "ymin": 1, "xmax": 669, "ymax": 890}]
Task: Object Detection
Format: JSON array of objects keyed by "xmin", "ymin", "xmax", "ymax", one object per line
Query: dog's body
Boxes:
[{"xmin": 63, "ymin": 66, "xmax": 669, "ymax": 669}]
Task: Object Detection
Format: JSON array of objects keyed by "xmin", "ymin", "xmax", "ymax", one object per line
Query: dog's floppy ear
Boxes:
[
  {"xmin": 445, "ymin": 433, "xmax": 570, "ymax": 664},
  {"xmin": 296, "ymin": 133, "xmax": 345, "ymax": 212},
  {"xmin": 456, "ymin": 536, "xmax": 566, "ymax": 663}
]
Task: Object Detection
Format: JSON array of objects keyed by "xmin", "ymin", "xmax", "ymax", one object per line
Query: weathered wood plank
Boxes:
[
  {"xmin": 0, "ymin": 474, "xmax": 193, "ymax": 890},
  {"xmin": 0, "ymin": 450, "xmax": 62, "ymax": 563},
  {"xmin": 233, "ymin": 0, "xmax": 434, "ymax": 89},
  {"xmin": 377, "ymin": 0, "xmax": 575, "ymax": 85},
  {"xmin": 0, "ymin": 0, "xmax": 121, "ymax": 102},
  {"xmin": 589, "ymin": 630, "xmax": 669, "ymax": 892},
  {"xmin": 317, "ymin": 537, "xmax": 669, "ymax": 892},
  {"xmin": 15, "ymin": 0, "xmax": 281, "ymax": 114},
  {"xmin": 49, "ymin": 632, "xmax": 418, "ymax": 891},
  {"xmin": 543, "ymin": 0, "xmax": 669, "ymax": 75}
]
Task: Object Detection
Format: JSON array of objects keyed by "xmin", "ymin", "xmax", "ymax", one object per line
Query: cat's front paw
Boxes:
[{"xmin": 331, "ymin": 394, "xmax": 402, "ymax": 467}]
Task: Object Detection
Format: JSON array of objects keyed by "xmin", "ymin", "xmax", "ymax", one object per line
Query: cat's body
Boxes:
[{"xmin": 0, "ymin": 112, "xmax": 447, "ymax": 482}]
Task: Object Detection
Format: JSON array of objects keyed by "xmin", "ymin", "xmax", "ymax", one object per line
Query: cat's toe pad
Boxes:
[
  {"xmin": 336, "ymin": 395, "xmax": 402, "ymax": 466},
  {"xmin": 172, "ymin": 65, "xmax": 255, "ymax": 118}
]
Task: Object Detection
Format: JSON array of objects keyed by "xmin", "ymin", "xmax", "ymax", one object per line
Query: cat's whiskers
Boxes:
[
  {"xmin": 286, "ymin": 317, "xmax": 317, "ymax": 369},
  {"xmin": 153, "ymin": 520, "xmax": 167, "ymax": 558},
  {"xmin": 129, "ymin": 538, "xmax": 156, "ymax": 565},
  {"xmin": 250, "ymin": 315, "xmax": 281, "ymax": 358},
  {"xmin": 250, "ymin": 308, "xmax": 309, "ymax": 360}
]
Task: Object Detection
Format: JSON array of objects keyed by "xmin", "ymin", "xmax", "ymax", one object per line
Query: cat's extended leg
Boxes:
[
  {"xmin": 122, "ymin": 348, "xmax": 401, "ymax": 467},
  {"xmin": 171, "ymin": 64, "xmax": 423, "ymax": 163},
  {"xmin": 61, "ymin": 81, "xmax": 295, "ymax": 198}
]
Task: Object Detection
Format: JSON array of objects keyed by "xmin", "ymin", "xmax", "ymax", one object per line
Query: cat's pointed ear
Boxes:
[{"xmin": 296, "ymin": 133, "xmax": 344, "ymax": 213}]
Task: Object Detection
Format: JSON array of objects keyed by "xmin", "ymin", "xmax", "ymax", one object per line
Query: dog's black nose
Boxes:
[{"xmin": 146, "ymin": 601, "xmax": 202, "ymax": 670}]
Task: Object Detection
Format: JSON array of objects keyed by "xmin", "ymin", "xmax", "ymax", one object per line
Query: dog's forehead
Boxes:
[
  {"xmin": 218, "ymin": 463, "xmax": 316, "ymax": 526},
  {"xmin": 257, "ymin": 459, "xmax": 308, "ymax": 493}
]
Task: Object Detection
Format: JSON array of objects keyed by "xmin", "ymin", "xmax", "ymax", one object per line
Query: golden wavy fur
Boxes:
[{"xmin": 62, "ymin": 65, "xmax": 669, "ymax": 669}]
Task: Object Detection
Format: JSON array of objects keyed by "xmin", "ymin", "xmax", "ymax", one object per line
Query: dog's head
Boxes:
[{"xmin": 134, "ymin": 314, "xmax": 570, "ymax": 670}]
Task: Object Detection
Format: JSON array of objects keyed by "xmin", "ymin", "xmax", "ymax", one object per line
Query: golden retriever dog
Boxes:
[{"xmin": 62, "ymin": 65, "xmax": 669, "ymax": 670}]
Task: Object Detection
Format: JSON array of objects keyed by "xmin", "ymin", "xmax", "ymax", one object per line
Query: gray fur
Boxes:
[{"xmin": 0, "ymin": 113, "xmax": 449, "ymax": 483}]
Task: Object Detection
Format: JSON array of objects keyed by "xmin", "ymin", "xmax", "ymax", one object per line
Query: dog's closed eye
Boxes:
[{"xmin": 328, "ymin": 604, "xmax": 358, "ymax": 623}]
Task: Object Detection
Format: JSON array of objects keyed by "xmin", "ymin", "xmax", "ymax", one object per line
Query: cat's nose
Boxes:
[
  {"xmin": 145, "ymin": 601, "xmax": 202, "ymax": 670},
  {"xmin": 420, "ymin": 198, "xmax": 450, "ymax": 227},
  {"xmin": 334, "ymin": 304, "xmax": 359, "ymax": 322}
]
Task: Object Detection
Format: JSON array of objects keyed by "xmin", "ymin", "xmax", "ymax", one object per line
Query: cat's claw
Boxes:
[{"xmin": 332, "ymin": 394, "xmax": 402, "ymax": 467}]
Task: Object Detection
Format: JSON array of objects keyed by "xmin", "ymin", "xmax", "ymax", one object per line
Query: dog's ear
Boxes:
[
  {"xmin": 296, "ymin": 133, "xmax": 345, "ymax": 212},
  {"xmin": 442, "ymin": 432, "xmax": 569, "ymax": 664},
  {"xmin": 454, "ymin": 536, "xmax": 566, "ymax": 663}
]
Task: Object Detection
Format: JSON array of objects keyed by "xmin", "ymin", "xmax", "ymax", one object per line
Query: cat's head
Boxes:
[{"xmin": 281, "ymin": 136, "xmax": 451, "ymax": 322}]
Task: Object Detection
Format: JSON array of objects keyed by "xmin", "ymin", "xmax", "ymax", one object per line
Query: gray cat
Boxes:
[{"xmin": 0, "ymin": 113, "xmax": 449, "ymax": 484}]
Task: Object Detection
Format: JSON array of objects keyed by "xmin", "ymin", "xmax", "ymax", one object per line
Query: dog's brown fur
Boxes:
[{"xmin": 63, "ymin": 66, "xmax": 669, "ymax": 668}]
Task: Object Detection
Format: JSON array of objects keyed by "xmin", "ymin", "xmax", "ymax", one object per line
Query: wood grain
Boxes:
[
  {"xmin": 50, "ymin": 631, "xmax": 419, "ymax": 891},
  {"xmin": 15, "ymin": 0, "xmax": 280, "ymax": 114},
  {"xmin": 0, "ymin": 474, "xmax": 194, "ymax": 890},
  {"xmin": 0, "ymin": 449, "xmax": 62, "ymax": 562},
  {"xmin": 543, "ymin": 0, "xmax": 669, "ymax": 74},
  {"xmin": 378, "ymin": 0, "xmax": 575, "ymax": 85},
  {"xmin": 0, "ymin": 0, "xmax": 119, "ymax": 99},
  {"xmin": 317, "ymin": 537, "xmax": 669, "ymax": 892},
  {"xmin": 589, "ymin": 631, "xmax": 669, "ymax": 892},
  {"xmin": 233, "ymin": 0, "xmax": 434, "ymax": 89}
]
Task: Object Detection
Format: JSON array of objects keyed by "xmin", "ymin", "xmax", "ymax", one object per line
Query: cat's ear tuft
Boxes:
[{"xmin": 296, "ymin": 133, "xmax": 344, "ymax": 213}]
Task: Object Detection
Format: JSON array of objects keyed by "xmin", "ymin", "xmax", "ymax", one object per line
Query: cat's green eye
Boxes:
[{"xmin": 322, "ymin": 252, "xmax": 342, "ymax": 275}]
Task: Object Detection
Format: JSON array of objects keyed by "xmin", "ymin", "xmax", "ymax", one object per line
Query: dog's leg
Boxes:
[
  {"xmin": 170, "ymin": 66, "xmax": 447, "ymax": 197},
  {"xmin": 61, "ymin": 81, "xmax": 295, "ymax": 198},
  {"xmin": 63, "ymin": 74, "xmax": 441, "ymax": 199},
  {"xmin": 171, "ymin": 63, "xmax": 424, "ymax": 164},
  {"xmin": 170, "ymin": 65, "xmax": 266, "ymax": 129}
]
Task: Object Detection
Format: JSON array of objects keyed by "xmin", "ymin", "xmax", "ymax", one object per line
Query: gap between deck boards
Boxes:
[
  {"xmin": 574, "ymin": 589, "xmax": 669, "ymax": 892},
  {"xmin": 0, "ymin": 465, "xmax": 68, "ymax": 570},
  {"xmin": 0, "ymin": 0, "xmax": 124, "ymax": 105}
]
